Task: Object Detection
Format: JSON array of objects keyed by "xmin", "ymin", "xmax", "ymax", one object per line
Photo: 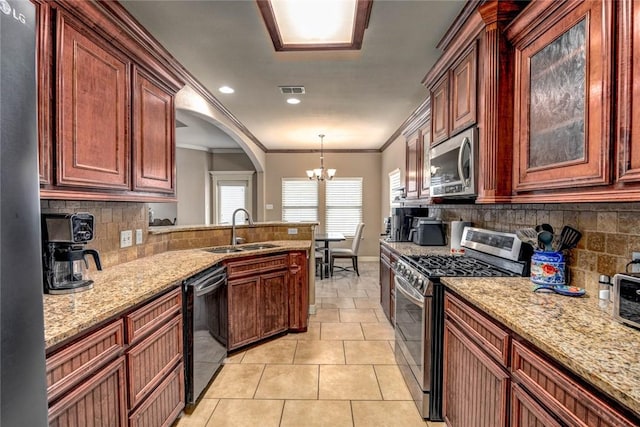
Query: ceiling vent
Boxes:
[{"xmin": 279, "ymin": 86, "xmax": 305, "ymax": 95}]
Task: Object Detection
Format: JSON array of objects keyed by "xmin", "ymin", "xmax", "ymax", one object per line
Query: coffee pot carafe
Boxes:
[{"xmin": 42, "ymin": 213, "xmax": 102, "ymax": 294}]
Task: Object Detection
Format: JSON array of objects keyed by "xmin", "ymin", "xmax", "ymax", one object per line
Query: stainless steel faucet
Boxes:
[{"xmin": 231, "ymin": 208, "xmax": 253, "ymax": 246}]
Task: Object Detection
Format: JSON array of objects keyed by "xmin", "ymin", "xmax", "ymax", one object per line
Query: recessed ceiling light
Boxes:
[
  {"xmin": 219, "ymin": 86, "xmax": 235, "ymax": 94},
  {"xmin": 287, "ymin": 98, "xmax": 301, "ymax": 105}
]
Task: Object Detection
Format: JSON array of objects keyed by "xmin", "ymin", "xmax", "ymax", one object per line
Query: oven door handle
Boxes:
[
  {"xmin": 395, "ymin": 276, "xmax": 424, "ymax": 308},
  {"xmin": 194, "ymin": 275, "xmax": 226, "ymax": 297}
]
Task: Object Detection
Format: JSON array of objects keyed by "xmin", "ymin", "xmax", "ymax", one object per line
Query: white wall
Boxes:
[
  {"xmin": 381, "ymin": 134, "xmax": 406, "ymax": 219},
  {"xmin": 176, "ymin": 147, "xmax": 210, "ymax": 225},
  {"xmin": 264, "ymin": 151, "xmax": 382, "ymax": 258}
]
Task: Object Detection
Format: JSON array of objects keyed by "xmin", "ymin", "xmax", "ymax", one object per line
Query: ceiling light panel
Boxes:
[{"xmin": 270, "ymin": 0, "xmax": 356, "ymax": 44}]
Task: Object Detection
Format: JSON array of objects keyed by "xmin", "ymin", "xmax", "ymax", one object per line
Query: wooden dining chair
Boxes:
[{"xmin": 330, "ymin": 223, "xmax": 365, "ymax": 276}]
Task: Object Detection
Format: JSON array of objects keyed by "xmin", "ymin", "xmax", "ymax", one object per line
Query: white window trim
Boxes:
[{"xmin": 210, "ymin": 171, "xmax": 254, "ymax": 225}]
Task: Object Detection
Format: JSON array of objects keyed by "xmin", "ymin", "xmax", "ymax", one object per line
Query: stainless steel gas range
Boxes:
[{"xmin": 393, "ymin": 227, "xmax": 531, "ymax": 421}]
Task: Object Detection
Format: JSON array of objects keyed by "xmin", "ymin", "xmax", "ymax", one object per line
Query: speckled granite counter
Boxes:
[
  {"xmin": 379, "ymin": 239, "xmax": 451, "ymax": 257},
  {"xmin": 442, "ymin": 276, "xmax": 640, "ymax": 416},
  {"xmin": 44, "ymin": 240, "xmax": 311, "ymax": 350}
]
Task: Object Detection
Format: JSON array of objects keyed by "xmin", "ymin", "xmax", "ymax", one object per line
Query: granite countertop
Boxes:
[
  {"xmin": 442, "ymin": 276, "xmax": 640, "ymax": 416},
  {"xmin": 380, "ymin": 239, "xmax": 452, "ymax": 257},
  {"xmin": 44, "ymin": 240, "xmax": 311, "ymax": 350}
]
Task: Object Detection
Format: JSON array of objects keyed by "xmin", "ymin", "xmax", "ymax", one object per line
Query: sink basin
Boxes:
[
  {"xmin": 206, "ymin": 247, "xmax": 244, "ymax": 254},
  {"xmin": 242, "ymin": 243, "xmax": 278, "ymax": 250}
]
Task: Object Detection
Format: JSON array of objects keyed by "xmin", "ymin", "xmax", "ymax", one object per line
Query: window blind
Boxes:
[
  {"xmin": 326, "ymin": 178, "xmax": 363, "ymax": 236},
  {"xmin": 389, "ymin": 169, "xmax": 401, "ymax": 213},
  {"xmin": 282, "ymin": 178, "xmax": 318, "ymax": 222},
  {"xmin": 218, "ymin": 182, "xmax": 246, "ymax": 224}
]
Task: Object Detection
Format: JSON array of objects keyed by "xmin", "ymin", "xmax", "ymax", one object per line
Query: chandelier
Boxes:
[{"xmin": 306, "ymin": 134, "xmax": 336, "ymax": 181}]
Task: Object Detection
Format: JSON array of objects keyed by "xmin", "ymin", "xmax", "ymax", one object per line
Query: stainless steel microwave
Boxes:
[
  {"xmin": 612, "ymin": 273, "xmax": 640, "ymax": 329},
  {"xmin": 429, "ymin": 127, "xmax": 477, "ymax": 198}
]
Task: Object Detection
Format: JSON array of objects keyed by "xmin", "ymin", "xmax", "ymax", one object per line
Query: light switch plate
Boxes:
[
  {"xmin": 120, "ymin": 230, "xmax": 133, "ymax": 248},
  {"xmin": 135, "ymin": 229, "xmax": 143, "ymax": 245},
  {"xmin": 266, "ymin": 204, "xmax": 274, "ymax": 210}
]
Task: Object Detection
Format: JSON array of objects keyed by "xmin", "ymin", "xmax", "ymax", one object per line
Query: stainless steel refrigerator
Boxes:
[{"xmin": 1, "ymin": 0, "xmax": 49, "ymax": 425}]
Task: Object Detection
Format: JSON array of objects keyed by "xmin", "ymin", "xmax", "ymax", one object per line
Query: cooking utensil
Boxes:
[
  {"xmin": 516, "ymin": 228, "xmax": 539, "ymax": 248},
  {"xmin": 558, "ymin": 226, "xmax": 582, "ymax": 251},
  {"xmin": 535, "ymin": 223, "xmax": 554, "ymax": 234},
  {"xmin": 537, "ymin": 230, "xmax": 554, "ymax": 251}
]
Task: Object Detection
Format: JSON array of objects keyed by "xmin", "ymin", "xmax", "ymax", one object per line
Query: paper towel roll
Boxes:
[{"xmin": 450, "ymin": 221, "xmax": 472, "ymax": 254}]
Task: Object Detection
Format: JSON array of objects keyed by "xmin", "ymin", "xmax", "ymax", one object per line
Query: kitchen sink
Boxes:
[
  {"xmin": 206, "ymin": 247, "xmax": 244, "ymax": 254},
  {"xmin": 241, "ymin": 243, "xmax": 278, "ymax": 250}
]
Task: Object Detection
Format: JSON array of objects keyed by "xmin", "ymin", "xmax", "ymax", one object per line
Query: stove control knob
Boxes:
[{"xmin": 416, "ymin": 278, "xmax": 424, "ymax": 290}]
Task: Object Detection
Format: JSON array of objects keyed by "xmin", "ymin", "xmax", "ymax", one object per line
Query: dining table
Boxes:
[{"xmin": 314, "ymin": 232, "xmax": 346, "ymax": 278}]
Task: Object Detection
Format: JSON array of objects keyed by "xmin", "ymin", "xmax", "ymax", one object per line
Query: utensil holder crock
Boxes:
[{"xmin": 530, "ymin": 251, "xmax": 566, "ymax": 286}]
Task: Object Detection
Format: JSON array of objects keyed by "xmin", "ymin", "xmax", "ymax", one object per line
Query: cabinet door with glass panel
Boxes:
[{"xmin": 509, "ymin": 0, "xmax": 612, "ymax": 194}]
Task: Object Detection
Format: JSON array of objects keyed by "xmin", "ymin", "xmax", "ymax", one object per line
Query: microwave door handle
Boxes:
[{"xmin": 457, "ymin": 137, "xmax": 470, "ymax": 185}]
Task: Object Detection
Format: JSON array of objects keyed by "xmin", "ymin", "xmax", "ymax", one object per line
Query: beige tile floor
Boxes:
[{"xmin": 176, "ymin": 262, "xmax": 445, "ymax": 427}]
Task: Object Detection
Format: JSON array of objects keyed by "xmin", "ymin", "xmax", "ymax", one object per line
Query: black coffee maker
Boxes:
[{"xmin": 41, "ymin": 212, "xmax": 102, "ymax": 294}]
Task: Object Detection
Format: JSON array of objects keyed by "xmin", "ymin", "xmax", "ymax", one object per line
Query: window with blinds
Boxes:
[
  {"xmin": 218, "ymin": 181, "xmax": 246, "ymax": 224},
  {"xmin": 326, "ymin": 178, "xmax": 363, "ymax": 237},
  {"xmin": 282, "ymin": 179, "xmax": 318, "ymax": 222},
  {"xmin": 389, "ymin": 169, "xmax": 401, "ymax": 213}
]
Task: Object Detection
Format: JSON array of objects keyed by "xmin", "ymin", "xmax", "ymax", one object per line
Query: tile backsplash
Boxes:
[
  {"xmin": 40, "ymin": 200, "xmax": 314, "ymax": 270},
  {"xmin": 429, "ymin": 202, "xmax": 640, "ymax": 299},
  {"xmin": 40, "ymin": 200, "xmax": 155, "ymax": 268}
]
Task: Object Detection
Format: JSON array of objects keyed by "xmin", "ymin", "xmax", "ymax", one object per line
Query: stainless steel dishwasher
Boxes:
[{"xmin": 183, "ymin": 264, "xmax": 227, "ymax": 409}]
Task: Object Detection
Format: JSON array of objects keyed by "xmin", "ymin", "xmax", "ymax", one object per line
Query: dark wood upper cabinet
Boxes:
[
  {"xmin": 509, "ymin": 0, "xmax": 612, "ymax": 194},
  {"xmin": 405, "ymin": 132, "xmax": 420, "ymax": 199},
  {"xmin": 450, "ymin": 46, "xmax": 477, "ymax": 135},
  {"xmin": 430, "ymin": 45, "xmax": 477, "ymax": 146},
  {"xmin": 133, "ymin": 68, "xmax": 176, "ymax": 194},
  {"xmin": 56, "ymin": 12, "xmax": 131, "ymax": 190},
  {"xmin": 431, "ymin": 77, "xmax": 449, "ymax": 145},
  {"xmin": 419, "ymin": 122, "xmax": 431, "ymax": 198},
  {"xmin": 38, "ymin": 1, "xmax": 184, "ymax": 201},
  {"xmin": 616, "ymin": 0, "xmax": 640, "ymax": 184}
]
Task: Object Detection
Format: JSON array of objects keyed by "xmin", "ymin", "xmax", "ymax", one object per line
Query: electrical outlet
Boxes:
[
  {"xmin": 633, "ymin": 252, "xmax": 640, "ymax": 273},
  {"xmin": 135, "ymin": 229, "xmax": 143, "ymax": 245},
  {"xmin": 287, "ymin": 228, "xmax": 298, "ymax": 235},
  {"xmin": 120, "ymin": 230, "xmax": 133, "ymax": 248}
]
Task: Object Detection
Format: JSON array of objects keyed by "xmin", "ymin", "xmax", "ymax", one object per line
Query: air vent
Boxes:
[
  {"xmin": 279, "ymin": 86, "xmax": 305, "ymax": 95},
  {"xmin": 175, "ymin": 119, "xmax": 187, "ymax": 128}
]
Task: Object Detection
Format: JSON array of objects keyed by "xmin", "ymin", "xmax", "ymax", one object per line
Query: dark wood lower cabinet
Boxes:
[
  {"xmin": 226, "ymin": 252, "xmax": 308, "ymax": 351},
  {"xmin": 511, "ymin": 383, "xmax": 561, "ymax": 427},
  {"xmin": 258, "ymin": 270, "xmax": 289, "ymax": 338},
  {"xmin": 228, "ymin": 276, "xmax": 261, "ymax": 349},
  {"xmin": 443, "ymin": 320, "xmax": 510, "ymax": 427},
  {"xmin": 288, "ymin": 251, "xmax": 308, "ymax": 332},
  {"xmin": 444, "ymin": 291, "xmax": 639, "ymax": 427},
  {"xmin": 48, "ymin": 356, "xmax": 128, "ymax": 427},
  {"xmin": 379, "ymin": 244, "xmax": 397, "ymax": 325},
  {"xmin": 128, "ymin": 363, "xmax": 184, "ymax": 427},
  {"xmin": 46, "ymin": 288, "xmax": 184, "ymax": 427}
]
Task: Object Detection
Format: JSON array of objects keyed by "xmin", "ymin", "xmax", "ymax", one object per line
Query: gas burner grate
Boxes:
[{"xmin": 407, "ymin": 255, "xmax": 516, "ymax": 278}]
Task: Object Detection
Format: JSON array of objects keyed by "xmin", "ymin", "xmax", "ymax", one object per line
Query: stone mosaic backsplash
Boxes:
[
  {"xmin": 40, "ymin": 200, "xmax": 313, "ymax": 269},
  {"xmin": 429, "ymin": 202, "xmax": 640, "ymax": 300}
]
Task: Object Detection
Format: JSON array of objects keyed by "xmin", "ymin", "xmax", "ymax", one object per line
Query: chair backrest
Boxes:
[{"xmin": 351, "ymin": 223, "xmax": 365, "ymax": 254}]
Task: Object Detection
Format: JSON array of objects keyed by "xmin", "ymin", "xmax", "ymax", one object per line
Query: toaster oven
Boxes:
[{"xmin": 612, "ymin": 273, "xmax": 640, "ymax": 329}]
